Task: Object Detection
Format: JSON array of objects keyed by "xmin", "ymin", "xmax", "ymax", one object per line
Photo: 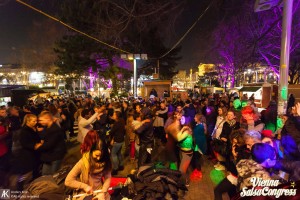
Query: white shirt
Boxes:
[
  {"xmin": 77, "ymin": 113, "xmax": 98, "ymax": 143},
  {"xmin": 214, "ymin": 116, "xmax": 225, "ymax": 139}
]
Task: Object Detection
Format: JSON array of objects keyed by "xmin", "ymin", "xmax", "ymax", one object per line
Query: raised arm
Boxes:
[{"xmin": 79, "ymin": 113, "xmax": 100, "ymax": 127}]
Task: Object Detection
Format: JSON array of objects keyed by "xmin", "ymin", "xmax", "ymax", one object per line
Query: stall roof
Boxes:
[{"xmin": 239, "ymin": 86, "xmax": 261, "ymax": 92}]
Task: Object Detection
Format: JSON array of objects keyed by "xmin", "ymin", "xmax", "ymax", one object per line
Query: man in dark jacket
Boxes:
[
  {"xmin": 38, "ymin": 111, "xmax": 66, "ymax": 175},
  {"xmin": 134, "ymin": 112, "xmax": 154, "ymax": 168},
  {"xmin": 183, "ymin": 100, "xmax": 196, "ymax": 125}
]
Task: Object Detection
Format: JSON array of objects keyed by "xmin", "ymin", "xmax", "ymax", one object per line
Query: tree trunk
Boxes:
[
  {"xmin": 231, "ymin": 75, "xmax": 235, "ymax": 89},
  {"xmin": 112, "ymin": 78, "xmax": 118, "ymax": 95}
]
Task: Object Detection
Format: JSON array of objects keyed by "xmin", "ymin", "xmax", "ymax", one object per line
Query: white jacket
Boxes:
[
  {"xmin": 213, "ymin": 116, "xmax": 226, "ymax": 139},
  {"xmin": 77, "ymin": 113, "xmax": 98, "ymax": 143},
  {"xmin": 153, "ymin": 107, "xmax": 168, "ymax": 127}
]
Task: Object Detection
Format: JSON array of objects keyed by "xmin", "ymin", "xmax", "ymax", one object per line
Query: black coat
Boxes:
[
  {"xmin": 282, "ymin": 116, "xmax": 300, "ymax": 145},
  {"xmin": 135, "ymin": 120, "xmax": 154, "ymax": 146},
  {"xmin": 274, "ymin": 160, "xmax": 300, "ymax": 182},
  {"xmin": 38, "ymin": 123, "xmax": 66, "ymax": 162},
  {"xmin": 219, "ymin": 121, "xmax": 240, "ymax": 141},
  {"xmin": 110, "ymin": 119, "xmax": 125, "ymax": 143},
  {"xmin": 8, "ymin": 115, "xmax": 22, "ymax": 132},
  {"xmin": 10, "ymin": 125, "xmax": 40, "ymax": 174}
]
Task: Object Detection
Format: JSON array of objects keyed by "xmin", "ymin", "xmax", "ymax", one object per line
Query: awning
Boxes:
[{"xmin": 239, "ymin": 86, "xmax": 261, "ymax": 92}]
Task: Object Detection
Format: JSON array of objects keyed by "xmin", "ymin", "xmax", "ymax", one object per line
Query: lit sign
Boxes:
[{"xmin": 29, "ymin": 72, "xmax": 45, "ymax": 84}]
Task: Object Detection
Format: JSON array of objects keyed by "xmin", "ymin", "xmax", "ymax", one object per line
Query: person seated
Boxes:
[{"xmin": 65, "ymin": 138, "xmax": 112, "ymax": 200}]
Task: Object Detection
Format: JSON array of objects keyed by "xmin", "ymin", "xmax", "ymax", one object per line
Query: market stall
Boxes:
[{"xmin": 239, "ymin": 83, "xmax": 278, "ymax": 108}]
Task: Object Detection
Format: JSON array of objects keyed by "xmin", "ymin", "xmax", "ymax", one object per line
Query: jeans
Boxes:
[
  {"xmin": 138, "ymin": 143, "xmax": 152, "ymax": 168},
  {"xmin": 179, "ymin": 151, "xmax": 193, "ymax": 184},
  {"xmin": 214, "ymin": 178, "xmax": 236, "ymax": 200},
  {"xmin": 111, "ymin": 142, "xmax": 123, "ymax": 170},
  {"xmin": 42, "ymin": 160, "xmax": 62, "ymax": 175}
]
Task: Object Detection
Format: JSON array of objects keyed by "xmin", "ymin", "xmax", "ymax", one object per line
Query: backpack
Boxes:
[{"xmin": 24, "ymin": 165, "xmax": 73, "ymax": 200}]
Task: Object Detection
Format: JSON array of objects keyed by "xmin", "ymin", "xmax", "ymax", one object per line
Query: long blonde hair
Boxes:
[{"xmin": 22, "ymin": 114, "xmax": 37, "ymax": 127}]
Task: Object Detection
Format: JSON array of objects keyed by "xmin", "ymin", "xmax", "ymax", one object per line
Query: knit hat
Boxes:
[
  {"xmin": 261, "ymin": 130, "xmax": 273, "ymax": 138},
  {"xmin": 251, "ymin": 143, "xmax": 276, "ymax": 164}
]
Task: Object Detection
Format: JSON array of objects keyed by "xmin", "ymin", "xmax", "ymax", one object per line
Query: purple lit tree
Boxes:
[
  {"xmin": 254, "ymin": 0, "xmax": 300, "ymax": 83},
  {"xmin": 210, "ymin": 8, "xmax": 253, "ymax": 88},
  {"xmin": 207, "ymin": 0, "xmax": 300, "ymax": 87}
]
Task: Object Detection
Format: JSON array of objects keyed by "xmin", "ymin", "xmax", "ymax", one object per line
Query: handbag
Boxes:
[
  {"xmin": 211, "ymin": 119, "xmax": 225, "ymax": 138},
  {"xmin": 211, "ymin": 138, "xmax": 227, "ymax": 157}
]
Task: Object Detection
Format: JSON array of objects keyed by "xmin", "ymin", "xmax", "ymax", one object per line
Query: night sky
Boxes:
[{"xmin": 0, "ymin": 0, "xmax": 217, "ymax": 70}]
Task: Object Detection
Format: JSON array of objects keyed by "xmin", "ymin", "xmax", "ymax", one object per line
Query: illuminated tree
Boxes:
[
  {"xmin": 207, "ymin": 0, "xmax": 300, "ymax": 87},
  {"xmin": 54, "ymin": 0, "xmax": 184, "ymax": 85},
  {"xmin": 250, "ymin": 0, "xmax": 300, "ymax": 77},
  {"xmin": 289, "ymin": 50, "xmax": 300, "ymax": 84}
]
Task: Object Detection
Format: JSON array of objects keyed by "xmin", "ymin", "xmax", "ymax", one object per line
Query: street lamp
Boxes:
[
  {"xmin": 255, "ymin": 0, "xmax": 294, "ymax": 114},
  {"xmin": 121, "ymin": 53, "xmax": 147, "ymax": 98}
]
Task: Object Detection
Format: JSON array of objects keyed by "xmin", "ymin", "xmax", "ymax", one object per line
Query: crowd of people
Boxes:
[{"xmin": 0, "ymin": 92, "xmax": 300, "ymax": 199}]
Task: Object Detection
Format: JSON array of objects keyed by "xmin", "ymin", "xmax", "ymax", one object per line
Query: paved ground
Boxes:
[{"xmin": 63, "ymin": 137, "xmax": 229, "ymax": 200}]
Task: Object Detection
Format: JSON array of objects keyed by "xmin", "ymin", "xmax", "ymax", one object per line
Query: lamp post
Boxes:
[
  {"xmin": 255, "ymin": 0, "xmax": 294, "ymax": 114},
  {"xmin": 121, "ymin": 53, "xmax": 147, "ymax": 98}
]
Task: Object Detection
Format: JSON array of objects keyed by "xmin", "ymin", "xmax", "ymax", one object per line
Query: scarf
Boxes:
[
  {"xmin": 227, "ymin": 119, "xmax": 236, "ymax": 127},
  {"xmin": 81, "ymin": 152, "xmax": 105, "ymax": 185}
]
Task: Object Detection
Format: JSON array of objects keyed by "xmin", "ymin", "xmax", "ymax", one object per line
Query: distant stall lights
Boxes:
[{"xmin": 0, "ymin": 70, "xmax": 98, "ymax": 87}]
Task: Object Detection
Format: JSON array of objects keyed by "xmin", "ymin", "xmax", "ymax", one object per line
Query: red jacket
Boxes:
[{"xmin": 0, "ymin": 125, "xmax": 8, "ymax": 157}]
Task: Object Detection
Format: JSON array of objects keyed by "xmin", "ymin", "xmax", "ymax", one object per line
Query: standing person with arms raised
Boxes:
[{"xmin": 78, "ymin": 108, "xmax": 102, "ymax": 143}]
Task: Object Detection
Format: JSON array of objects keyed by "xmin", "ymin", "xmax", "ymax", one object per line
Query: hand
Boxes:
[
  {"xmin": 84, "ymin": 186, "xmax": 93, "ymax": 194},
  {"xmin": 34, "ymin": 142, "xmax": 43, "ymax": 150},
  {"xmin": 143, "ymin": 119, "xmax": 151, "ymax": 123},
  {"xmin": 296, "ymin": 102, "xmax": 300, "ymax": 116},
  {"xmin": 94, "ymin": 193, "xmax": 105, "ymax": 200},
  {"xmin": 232, "ymin": 145, "xmax": 237, "ymax": 158},
  {"xmin": 110, "ymin": 139, "xmax": 114, "ymax": 146}
]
